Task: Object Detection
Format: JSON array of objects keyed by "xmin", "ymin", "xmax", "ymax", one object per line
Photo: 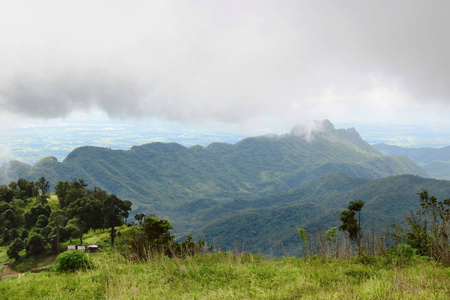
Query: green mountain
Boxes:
[
  {"xmin": 194, "ymin": 173, "xmax": 450, "ymax": 257},
  {"xmin": 0, "ymin": 120, "xmax": 426, "ymax": 232},
  {"xmin": 374, "ymin": 143, "xmax": 450, "ymax": 179}
]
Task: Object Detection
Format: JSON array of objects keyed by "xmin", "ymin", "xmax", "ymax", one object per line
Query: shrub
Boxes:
[
  {"xmin": 386, "ymin": 244, "xmax": 417, "ymax": 266},
  {"xmin": 54, "ymin": 251, "xmax": 94, "ymax": 272}
]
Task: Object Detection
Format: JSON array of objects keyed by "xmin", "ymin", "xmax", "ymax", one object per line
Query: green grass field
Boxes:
[
  {"xmin": 0, "ymin": 246, "xmax": 8, "ymax": 273},
  {"xmin": 0, "ymin": 251, "xmax": 448, "ymax": 299}
]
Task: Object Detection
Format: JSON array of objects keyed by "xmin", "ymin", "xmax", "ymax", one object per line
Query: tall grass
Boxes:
[{"xmin": 1, "ymin": 251, "xmax": 448, "ymax": 299}]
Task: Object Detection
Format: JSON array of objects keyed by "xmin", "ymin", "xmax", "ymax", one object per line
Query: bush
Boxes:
[
  {"xmin": 386, "ymin": 244, "xmax": 417, "ymax": 266},
  {"xmin": 54, "ymin": 251, "xmax": 94, "ymax": 272}
]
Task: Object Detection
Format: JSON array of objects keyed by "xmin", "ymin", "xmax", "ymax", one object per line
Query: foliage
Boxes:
[
  {"xmin": 339, "ymin": 200, "xmax": 365, "ymax": 252},
  {"xmin": 393, "ymin": 190, "xmax": 449, "ymax": 263},
  {"xmin": 325, "ymin": 227, "xmax": 337, "ymax": 257},
  {"xmin": 101, "ymin": 194, "xmax": 132, "ymax": 247},
  {"xmin": 298, "ymin": 228, "xmax": 310, "ymax": 257},
  {"xmin": 53, "ymin": 251, "xmax": 93, "ymax": 273},
  {"xmin": 25, "ymin": 233, "xmax": 46, "ymax": 257},
  {"xmin": 7, "ymin": 238, "xmax": 25, "ymax": 259},
  {"xmin": 0, "ymin": 178, "xmax": 132, "ymax": 264},
  {"xmin": 124, "ymin": 216, "xmax": 211, "ymax": 260},
  {"xmin": 25, "ymin": 204, "xmax": 51, "ymax": 228},
  {"xmin": 196, "ymin": 174, "xmax": 450, "ymax": 257},
  {"xmin": 386, "ymin": 244, "xmax": 417, "ymax": 266}
]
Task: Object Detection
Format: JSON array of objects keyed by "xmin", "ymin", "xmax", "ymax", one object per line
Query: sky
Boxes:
[{"xmin": 1, "ymin": 0, "xmax": 450, "ymax": 143}]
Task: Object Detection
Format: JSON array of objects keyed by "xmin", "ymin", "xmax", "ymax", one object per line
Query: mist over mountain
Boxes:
[{"xmin": 374, "ymin": 143, "xmax": 450, "ymax": 180}]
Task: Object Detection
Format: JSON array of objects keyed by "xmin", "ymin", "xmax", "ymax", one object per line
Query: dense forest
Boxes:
[{"xmin": 0, "ymin": 178, "xmax": 132, "ymax": 258}]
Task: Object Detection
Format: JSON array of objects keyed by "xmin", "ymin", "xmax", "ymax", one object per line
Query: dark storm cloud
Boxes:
[{"xmin": 0, "ymin": 0, "xmax": 449, "ymax": 126}]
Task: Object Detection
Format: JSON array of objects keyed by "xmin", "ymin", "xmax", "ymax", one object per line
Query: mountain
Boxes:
[
  {"xmin": 194, "ymin": 173, "xmax": 450, "ymax": 257},
  {"xmin": 373, "ymin": 143, "xmax": 450, "ymax": 179},
  {"xmin": 0, "ymin": 120, "xmax": 426, "ymax": 231}
]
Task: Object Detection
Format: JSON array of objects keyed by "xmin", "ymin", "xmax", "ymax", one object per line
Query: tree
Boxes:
[
  {"xmin": 19, "ymin": 228, "xmax": 29, "ymax": 240},
  {"xmin": 125, "ymin": 216, "xmax": 175, "ymax": 259},
  {"xmin": 0, "ymin": 186, "xmax": 14, "ymax": 203},
  {"xmin": 26, "ymin": 233, "xmax": 46, "ymax": 257},
  {"xmin": 7, "ymin": 238, "xmax": 25, "ymax": 260},
  {"xmin": 298, "ymin": 228, "xmax": 311, "ymax": 257},
  {"xmin": 1, "ymin": 228, "xmax": 10, "ymax": 245},
  {"xmin": 36, "ymin": 177, "xmax": 50, "ymax": 204},
  {"xmin": 49, "ymin": 209, "xmax": 68, "ymax": 254},
  {"xmin": 142, "ymin": 216, "xmax": 174, "ymax": 249},
  {"xmin": 65, "ymin": 218, "xmax": 84, "ymax": 245},
  {"xmin": 134, "ymin": 213, "xmax": 146, "ymax": 226},
  {"xmin": 340, "ymin": 200, "xmax": 365, "ymax": 253},
  {"xmin": 25, "ymin": 204, "xmax": 52, "ymax": 228},
  {"xmin": 326, "ymin": 227, "xmax": 338, "ymax": 258},
  {"xmin": 55, "ymin": 181, "xmax": 70, "ymax": 208},
  {"xmin": 101, "ymin": 194, "xmax": 132, "ymax": 247},
  {"xmin": 56, "ymin": 179, "xmax": 88, "ymax": 208},
  {"xmin": 66, "ymin": 197, "xmax": 103, "ymax": 232},
  {"xmin": 2, "ymin": 209, "xmax": 17, "ymax": 229},
  {"xmin": 35, "ymin": 214, "xmax": 49, "ymax": 228},
  {"xmin": 394, "ymin": 190, "xmax": 449, "ymax": 261}
]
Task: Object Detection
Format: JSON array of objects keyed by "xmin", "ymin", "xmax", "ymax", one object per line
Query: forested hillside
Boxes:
[
  {"xmin": 374, "ymin": 143, "xmax": 450, "ymax": 179},
  {"xmin": 0, "ymin": 121, "xmax": 426, "ymax": 228},
  {"xmin": 194, "ymin": 173, "xmax": 450, "ymax": 257}
]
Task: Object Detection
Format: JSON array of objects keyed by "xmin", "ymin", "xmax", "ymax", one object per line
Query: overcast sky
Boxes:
[{"xmin": 1, "ymin": 0, "xmax": 450, "ymax": 136}]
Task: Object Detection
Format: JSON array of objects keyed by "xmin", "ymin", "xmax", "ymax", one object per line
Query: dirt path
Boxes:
[
  {"xmin": 0, "ymin": 265, "xmax": 46, "ymax": 279},
  {"xmin": 0, "ymin": 271, "xmax": 26, "ymax": 278},
  {"xmin": 0, "ymin": 265, "xmax": 24, "ymax": 278}
]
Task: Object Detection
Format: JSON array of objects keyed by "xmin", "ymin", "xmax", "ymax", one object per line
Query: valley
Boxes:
[{"xmin": 2, "ymin": 120, "xmax": 446, "ymax": 257}]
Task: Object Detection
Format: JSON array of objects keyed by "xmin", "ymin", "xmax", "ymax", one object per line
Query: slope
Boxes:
[
  {"xmin": 374, "ymin": 143, "xmax": 450, "ymax": 179},
  {"xmin": 194, "ymin": 173, "xmax": 450, "ymax": 257},
  {"xmin": 0, "ymin": 120, "xmax": 426, "ymax": 230}
]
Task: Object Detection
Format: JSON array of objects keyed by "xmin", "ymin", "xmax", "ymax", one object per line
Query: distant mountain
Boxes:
[
  {"xmin": 373, "ymin": 143, "xmax": 450, "ymax": 179},
  {"xmin": 194, "ymin": 173, "xmax": 450, "ymax": 257},
  {"xmin": 0, "ymin": 120, "xmax": 426, "ymax": 231}
]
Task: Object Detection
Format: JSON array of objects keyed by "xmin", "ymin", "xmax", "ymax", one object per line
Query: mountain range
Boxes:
[
  {"xmin": 194, "ymin": 172, "xmax": 450, "ymax": 256},
  {"xmin": 1, "ymin": 120, "xmax": 441, "ymax": 256},
  {"xmin": 373, "ymin": 143, "xmax": 450, "ymax": 180}
]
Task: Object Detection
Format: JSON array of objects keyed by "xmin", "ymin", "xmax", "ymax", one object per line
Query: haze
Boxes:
[{"xmin": 1, "ymin": 1, "xmax": 450, "ymax": 151}]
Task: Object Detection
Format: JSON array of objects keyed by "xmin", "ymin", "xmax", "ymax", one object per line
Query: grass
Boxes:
[
  {"xmin": 0, "ymin": 246, "xmax": 9, "ymax": 273},
  {"xmin": 0, "ymin": 252, "xmax": 448, "ymax": 299}
]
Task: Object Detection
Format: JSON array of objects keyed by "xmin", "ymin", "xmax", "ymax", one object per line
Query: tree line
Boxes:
[
  {"xmin": 1, "ymin": 177, "xmax": 211, "ymax": 264},
  {"xmin": 298, "ymin": 190, "xmax": 449, "ymax": 264},
  {"xmin": 1, "ymin": 178, "xmax": 131, "ymax": 260}
]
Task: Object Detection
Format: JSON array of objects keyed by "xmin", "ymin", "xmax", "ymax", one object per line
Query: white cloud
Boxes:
[{"xmin": 0, "ymin": 0, "xmax": 449, "ymax": 130}]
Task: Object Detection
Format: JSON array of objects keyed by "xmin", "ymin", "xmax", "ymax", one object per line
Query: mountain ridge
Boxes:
[
  {"xmin": 0, "ymin": 120, "xmax": 427, "ymax": 229},
  {"xmin": 373, "ymin": 143, "xmax": 450, "ymax": 179},
  {"xmin": 194, "ymin": 173, "xmax": 450, "ymax": 257}
]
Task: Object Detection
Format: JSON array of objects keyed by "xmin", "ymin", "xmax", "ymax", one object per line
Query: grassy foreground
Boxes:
[{"xmin": 0, "ymin": 252, "xmax": 449, "ymax": 299}]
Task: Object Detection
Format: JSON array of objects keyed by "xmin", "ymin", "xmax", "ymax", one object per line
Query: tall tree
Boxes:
[
  {"xmin": 36, "ymin": 177, "xmax": 50, "ymax": 204},
  {"xmin": 101, "ymin": 194, "xmax": 132, "ymax": 247},
  {"xmin": 36, "ymin": 177, "xmax": 50, "ymax": 196},
  {"xmin": 340, "ymin": 200, "xmax": 365, "ymax": 253},
  {"xmin": 49, "ymin": 209, "xmax": 67, "ymax": 254}
]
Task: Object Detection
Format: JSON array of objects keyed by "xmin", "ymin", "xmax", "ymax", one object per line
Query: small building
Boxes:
[
  {"xmin": 67, "ymin": 245, "xmax": 76, "ymax": 251},
  {"xmin": 87, "ymin": 245, "xmax": 99, "ymax": 253},
  {"xmin": 77, "ymin": 246, "xmax": 86, "ymax": 252}
]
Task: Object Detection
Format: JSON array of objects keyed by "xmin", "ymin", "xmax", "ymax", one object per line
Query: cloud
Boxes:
[{"xmin": 0, "ymin": 0, "xmax": 449, "ymax": 128}]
